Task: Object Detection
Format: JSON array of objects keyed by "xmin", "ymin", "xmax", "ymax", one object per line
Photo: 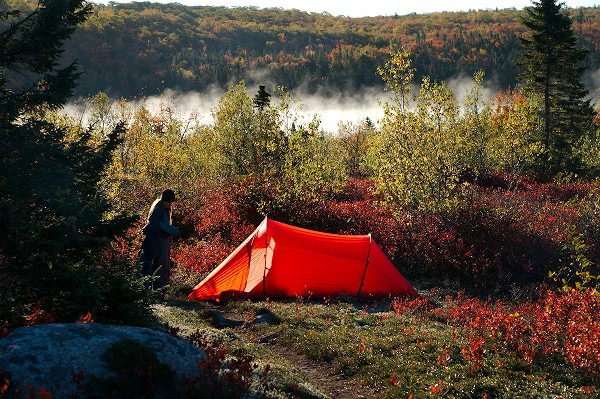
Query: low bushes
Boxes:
[
  {"xmin": 439, "ymin": 287, "xmax": 600, "ymax": 380},
  {"xmin": 162, "ymin": 175, "xmax": 599, "ymax": 297}
]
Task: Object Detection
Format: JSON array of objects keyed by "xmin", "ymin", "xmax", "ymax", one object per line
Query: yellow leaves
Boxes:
[
  {"xmin": 374, "ymin": 50, "xmax": 471, "ymax": 215},
  {"xmin": 378, "ymin": 49, "xmax": 415, "ymax": 113},
  {"xmin": 487, "ymin": 88, "xmax": 542, "ymax": 177}
]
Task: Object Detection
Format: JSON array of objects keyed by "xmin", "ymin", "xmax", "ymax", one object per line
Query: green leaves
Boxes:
[
  {"xmin": 212, "ymin": 81, "xmax": 287, "ymax": 180},
  {"xmin": 0, "ymin": 0, "xmax": 142, "ymax": 327},
  {"xmin": 209, "ymin": 81, "xmax": 347, "ymax": 215},
  {"xmin": 487, "ymin": 88, "xmax": 543, "ymax": 181},
  {"xmin": 553, "ymin": 225, "xmax": 599, "ymax": 292},
  {"xmin": 370, "ymin": 52, "xmax": 473, "ymax": 217}
]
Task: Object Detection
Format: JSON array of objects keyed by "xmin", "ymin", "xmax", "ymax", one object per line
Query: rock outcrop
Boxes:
[{"xmin": 0, "ymin": 323, "xmax": 206, "ymax": 398}]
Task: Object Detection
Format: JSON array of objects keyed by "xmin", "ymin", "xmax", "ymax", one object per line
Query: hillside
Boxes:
[{"xmin": 6, "ymin": 0, "xmax": 599, "ymax": 98}]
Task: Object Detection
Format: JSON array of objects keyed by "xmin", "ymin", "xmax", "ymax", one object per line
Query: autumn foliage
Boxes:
[
  {"xmin": 4, "ymin": 1, "xmax": 600, "ymax": 397},
  {"xmin": 439, "ymin": 288, "xmax": 600, "ymax": 378}
]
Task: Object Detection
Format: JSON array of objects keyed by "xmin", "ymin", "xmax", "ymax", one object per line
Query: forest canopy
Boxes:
[{"xmin": 3, "ymin": 0, "xmax": 600, "ymax": 98}]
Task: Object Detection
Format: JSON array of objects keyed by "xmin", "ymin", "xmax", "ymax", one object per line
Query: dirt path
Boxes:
[
  {"xmin": 168, "ymin": 302, "xmax": 374, "ymax": 399},
  {"xmin": 263, "ymin": 341, "xmax": 372, "ymax": 399},
  {"xmin": 214, "ymin": 308, "xmax": 373, "ymax": 399}
]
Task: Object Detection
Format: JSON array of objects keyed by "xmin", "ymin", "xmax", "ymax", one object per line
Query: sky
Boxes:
[{"xmin": 95, "ymin": 0, "xmax": 599, "ymax": 18}]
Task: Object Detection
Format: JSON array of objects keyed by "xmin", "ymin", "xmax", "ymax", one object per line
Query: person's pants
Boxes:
[
  {"xmin": 139, "ymin": 235, "xmax": 171, "ymax": 290},
  {"xmin": 141, "ymin": 256, "xmax": 170, "ymax": 289}
]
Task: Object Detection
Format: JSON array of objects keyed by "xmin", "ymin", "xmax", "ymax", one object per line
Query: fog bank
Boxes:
[{"xmin": 66, "ymin": 75, "xmax": 555, "ymax": 133}]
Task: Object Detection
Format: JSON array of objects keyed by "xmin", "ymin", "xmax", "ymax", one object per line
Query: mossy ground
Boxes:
[{"xmin": 151, "ymin": 291, "xmax": 598, "ymax": 399}]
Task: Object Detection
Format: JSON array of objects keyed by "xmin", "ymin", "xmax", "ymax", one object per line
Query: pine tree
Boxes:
[
  {"xmin": 1, "ymin": 0, "xmax": 138, "ymax": 324},
  {"xmin": 253, "ymin": 85, "xmax": 271, "ymax": 110},
  {"xmin": 518, "ymin": 0, "xmax": 595, "ymax": 174}
]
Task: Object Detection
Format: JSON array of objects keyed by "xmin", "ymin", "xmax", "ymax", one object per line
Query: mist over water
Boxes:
[
  {"xmin": 296, "ymin": 86, "xmax": 389, "ymax": 131},
  {"xmin": 66, "ymin": 85, "xmax": 390, "ymax": 133},
  {"xmin": 586, "ymin": 69, "xmax": 600, "ymax": 101},
  {"xmin": 64, "ymin": 80, "xmax": 485, "ymax": 133},
  {"xmin": 66, "ymin": 71, "xmax": 600, "ymax": 133}
]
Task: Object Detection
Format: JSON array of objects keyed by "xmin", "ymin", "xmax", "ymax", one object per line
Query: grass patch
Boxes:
[
  {"xmin": 151, "ymin": 300, "xmax": 329, "ymax": 399},
  {"xmin": 148, "ymin": 290, "xmax": 599, "ymax": 398},
  {"xmin": 219, "ymin": 296, "xmax": 598, "ymax": 398}
]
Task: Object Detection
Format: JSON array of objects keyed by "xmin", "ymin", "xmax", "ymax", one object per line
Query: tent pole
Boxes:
[
  {"xmin": 243, "ymin": 234, "xmax": 256, "ymax": 291},
  {"xmin": 357, "ymin": 234, "xmax": 372, "ymax": 296},
  {"xmin": 262, "ymin": 217, "xmax": 268, "ymax": 299}
]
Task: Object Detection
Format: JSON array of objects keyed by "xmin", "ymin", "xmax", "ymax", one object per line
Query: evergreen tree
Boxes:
[
  {"xmin": 253, "ymin": 85, "xmax": 271, "ymax": 110},
  {"xmin": 518, "ymin": 0, "xmax": 595, "ymax": 174},
  {"xmin": 213, "ymin": 82, "xmax": 287, "ymax": 179},
  {"xmin": 0, "ymin": 0, "xmax": 139, "ymax": 325}
]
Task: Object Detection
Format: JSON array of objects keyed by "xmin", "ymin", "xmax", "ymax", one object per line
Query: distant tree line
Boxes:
[{"xmin": 3, "ymin": 0, "xmax": 599, "ymax": 98}]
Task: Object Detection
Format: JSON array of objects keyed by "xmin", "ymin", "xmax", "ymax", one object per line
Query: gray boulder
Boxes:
[{"xmin": 0, "ymin": 323, "xmax": 206, "ymax": 398}]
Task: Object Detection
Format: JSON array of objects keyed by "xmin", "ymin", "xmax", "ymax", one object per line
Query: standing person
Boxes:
[{"xmin": 139, "ymin": 189, "xmax": 181, "ymax": 290}]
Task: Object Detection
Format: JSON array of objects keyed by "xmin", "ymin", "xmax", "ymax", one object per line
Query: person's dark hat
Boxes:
[{"xmin": 161, "ymin": 189, "xmax": 176, "ymax": 202}]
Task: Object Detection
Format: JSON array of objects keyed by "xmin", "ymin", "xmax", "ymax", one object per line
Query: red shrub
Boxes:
[
  {"xmin": 168, "ymin": 176, "xmax": 600, "ymax": 296},
  {"xmin": 441, "ymin": 288, "xmax": 600, "ymax": 379},
  {"xmin": 193, "ymin": 184, "xmax": 256, "ymax": 246},
  {"xmin": 187, "ymin": 331, "xmax": 266, "ymax": 397},
  {"xmin": 172, "ymin": 238, "xmax": 230, "ymax": 276},
  {"xmin": 462, "ymin": 335, "xmax": 486, "ymax": 373},
  {"xmin": 391, "ymin": 296, "xmax": 434, "ymax": 315}
]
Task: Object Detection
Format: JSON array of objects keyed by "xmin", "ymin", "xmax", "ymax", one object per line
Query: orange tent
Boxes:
[{"xmin": 188, "ymin": 217, "xmax": 418, "ymax": 301}]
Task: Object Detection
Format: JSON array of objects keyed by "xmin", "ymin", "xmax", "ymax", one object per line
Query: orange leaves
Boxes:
[
  {"xmin": 562, "ymin": 289, "xmax": 600, "ymax": 377},
  {"xmin": 429, "ymin": 380, "xmax": 444, "ymax": 395},
  {"xmin": 389, "ymin": 372, "xmax": 402, "ymax": 386},
  {"xmin": 0, "ymin": 372, "xmax": 9, "ymax": 396},
  {"xmin": 391, "ymin": 296, "xmax": 434, "ymax": 316},
  {"xmin": 358, "ymin": 339, "xmax": 367, "ymax": 354},
  {"xmin": 24, "ymin": 307, "xmax": 55, "ymax": 327},
  {"xmin": 581, "ymin": 386, "xmax": 598, "ymax": 395},
  {"xmin": 461, "ymin": 335, "xmax": 486, "ymax": 373},
  {"xmin": 77, "ymin": 312, "xmax": 94, "ymax": 323},
  {"xmin": 436, "ymin": 349, "xmax": 451, "ymax": 368},
  {"xmin": 442, "ymin": 288, "xmax": 600, "ymax": 378}
]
